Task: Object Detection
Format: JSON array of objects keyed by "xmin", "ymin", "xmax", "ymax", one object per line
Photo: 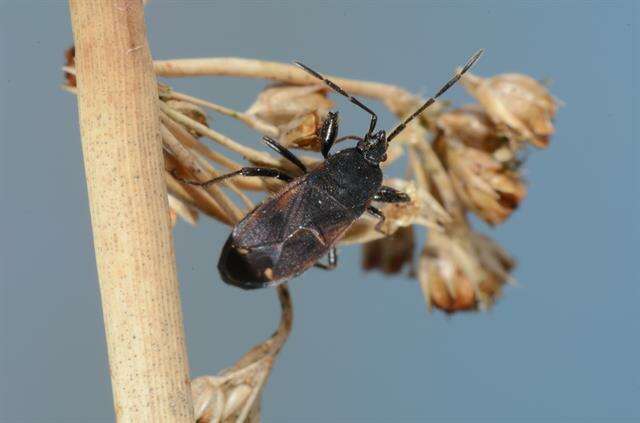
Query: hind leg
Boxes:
[{"xmin": 172, "ymin": 166, "xmax": 294, "ymax": 187}]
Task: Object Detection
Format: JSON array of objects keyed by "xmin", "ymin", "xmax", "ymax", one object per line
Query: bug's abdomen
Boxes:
[{"xmin": 218, "ymin": 185, "xmax": 357, "ymax": 289}]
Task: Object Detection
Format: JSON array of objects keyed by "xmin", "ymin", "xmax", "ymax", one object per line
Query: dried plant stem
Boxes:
[
  {"xmin": 68, "ymin": 1, "xmax": 194, "ymax": 421},
  {"xmin": 414, "ymin": 138, "xmax": 465, "ymax": 221},
  {"xmin": 153, "ymin": 57, "xmax": 413, "ymax": 107},
  {"xmin": 191, "ymin": 285, "xmax": 292, "ymax": 422},
  {"xmin": 161, "ymin": 124, "xmax": 245, "ymax": 222},
  {"xmin": 161, "ymin": 101, "xmax": 324, "ymax": 174},
  {"xmin": 160, "ymin": 101, "xmax": 280, "ymax": 167},
  {"xmin": 166, "ymin": 90, "xmax": 279, "ymax": 137},
  {"xmin": 160, "ymin": 112, "xmax": 270, "ymax": 192}
]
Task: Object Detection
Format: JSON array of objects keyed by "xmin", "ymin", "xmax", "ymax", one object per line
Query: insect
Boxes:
[{"xmin": 176, "ymin": 50, "xmax": 483, "ymax": 289}]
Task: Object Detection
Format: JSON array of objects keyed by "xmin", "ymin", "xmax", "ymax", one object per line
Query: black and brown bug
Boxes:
[{"xmin": 176, "ymin": 50, "xmax": 483, "ymax": 289}]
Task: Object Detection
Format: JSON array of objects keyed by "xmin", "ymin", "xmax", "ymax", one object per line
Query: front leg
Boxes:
[
  {"xmin": 367, "ymin": 206, "xmax": 387, "ymax": 234},
  {"xmin": 319, "ymin": 111, "xmax": 339, "ymax": 158},
  {"xmin": 374, "ymin": 185, "xmax": 411, "ymax": 203}
]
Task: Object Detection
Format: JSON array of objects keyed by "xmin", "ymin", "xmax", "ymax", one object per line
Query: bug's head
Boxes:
[{"xmin": 357, "ymin": 130, "xmax": 388, "ymax": 164}]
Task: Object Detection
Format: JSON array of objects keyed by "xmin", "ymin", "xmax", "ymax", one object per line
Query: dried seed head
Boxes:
[
  {"xmin": 462, "ymin": 73, "xmax": 558, "ymax": 148},
  {"xmin": 246, "ymin": 84, "xmax": 334, "ymax": 150},
  {"xmin": 418, "ymin": 231, "xmax": 514, "ymax": 313},
  {"xmin": 341, "ymin": 179, "xmax": 450, "ymax": 245},
  {"xmin": 246, "ymin": 85, "xmax": 332, "ymax": 125},
  {"xmin": 277, "ymin": 112, "xmax": 323, "ymax": 150},
  {"xmin": 438, "ymin": 136, "xmax": 527, "ymax": 225},
  {"xmin": 362, "ymin": 226, "xmax": 415, "ymax": 275},
  {"xmin": 419, "ymin": 243, "xmax": 476, "ymax": 312},
  {"xmin": 437, "ymin": 105, "xmax": 502, "ymax": 152},
  {"xmin": 380, "ymin": 179, "xmax": 451, "ymax": 229}
]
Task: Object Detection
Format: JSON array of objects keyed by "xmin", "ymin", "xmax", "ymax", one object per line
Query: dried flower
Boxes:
[
  {"xmin": 246, "ymin": 84, "xmax": 333, "ymax": 125},
  {"xmin": 418, "ymin": 231, "xmax": 514, "ymax": 313},
  {"xmin": 277, "ymin": 112, "xmax": 323, "ymax": 150},
  {"xmin": 362, "ymin": 226, "xmax": 415, "ymax": 275},
  {"xmin": 436, "ymin": 105, "xmax": 501, "ymax": 150},
  {"xmin": 246, "ymin": 84, "xmax": 334, "ymax": 150},
  {"xmin": 436, "ymin": 135, "xmax": 527, "ymax": 225},
  {"xmin": 462, "ymin": 73, "xmax": 558, "ymax": 148}
]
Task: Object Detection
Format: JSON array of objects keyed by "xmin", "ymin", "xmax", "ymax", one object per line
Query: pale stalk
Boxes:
[
  {"xmin": 69, "ymin": 1, "xmax": 194, "ymax": 421},
  {"xmin": 153, "ymin": 57, "xmax": 419, "ymax": 114}
]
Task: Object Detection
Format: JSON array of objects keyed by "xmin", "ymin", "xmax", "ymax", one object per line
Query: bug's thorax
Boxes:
[
  {"xmin": 316, "ymin": 148, "xmax": 383, "ymax": 211},
  {"xmin": 357, "ymin": 129, "xmax": 388, "ymax": 164}
]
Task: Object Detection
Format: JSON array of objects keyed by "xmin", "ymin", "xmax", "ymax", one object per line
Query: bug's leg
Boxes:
[
  {"xmin": 374, "ymin": 186, "xmax": 411, "ymax": 203},
  {"xmin": 319, "ymin": 112, "xmax": 364, "ymax": 157},
  {"xmin": 295, "ymin": 61, "xmax": 379, "ymax": 135},
  {"xmin": 262, "ymin": 136, "xmax": 307, "ymax": 173},
  {"xmin": 319, "ymin": 111, "xmax": 339, "ymax": 158},
  {"xmin": 367, "ymin": 205, "xmax": 387, "ymax": 234},
  {"xmin": 172, "ymin": 167, "xmax": 293, "ymax": 187},
  {"xmin": 314, "ymin": 247, "xmax": 338, "ymax": 270}
]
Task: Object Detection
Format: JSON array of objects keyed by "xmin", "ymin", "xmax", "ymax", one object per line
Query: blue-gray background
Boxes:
[{"xmin": 1, "ymin": 1, "xmax": 638, "ymax": 422}]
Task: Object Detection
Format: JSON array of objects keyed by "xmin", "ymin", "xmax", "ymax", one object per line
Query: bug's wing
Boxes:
[
  {"xmin": 272, "ymin": 186, "xmax": 356, "ymax": 277},
  {"xmin": 231, "ymin": 179, "xmax": 357, "ymax": 280},
  {"xmin": 231, "ymin": 177, "xmax": 308, "ymax": 248}
]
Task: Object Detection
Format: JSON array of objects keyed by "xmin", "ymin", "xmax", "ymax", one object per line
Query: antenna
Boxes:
[
  {"xmin": 387, "ymin": 49, "xmax": 483, "ymax": 142},
  {"xmin": 295, "ymin": 61, "xmax": 379, "ymax": 135}
]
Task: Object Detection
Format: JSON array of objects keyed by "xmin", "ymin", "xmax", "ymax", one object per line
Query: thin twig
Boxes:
[
  {"xmin": 160, "ymin": 101, "xmax": 280, "ymax": 167},
  {"xmin": 166, "ymin": 90, "xmax": 279, "ymax": 137},
  {"xmin": 154, "ymin": 57, "xmax": 411, "ymax": 104},
  {"xmin": 161, "ymin": 124, "xmax": 245, "ymax": 222},
  {"xmin": 160, "ymin": 112, "xmax": 270, "ymax": 192}
]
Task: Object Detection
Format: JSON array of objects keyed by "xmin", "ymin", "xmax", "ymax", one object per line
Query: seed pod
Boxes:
[
  {"xmin": 278, "ymin": 111, "xmax": 324, "ymax": 150},
  {"xmin": 246, "ymin": 84, "xmax": 334, "ymax": 151},
  {"xmin": 418, "ymin": 231, "xmax": 514, "ymax": 313},
  {"xmin": 436, "ymin": 105, "xmax": 502, "ymax": 152},
  {"xmin": 438, "ymin": 136, "xmax": 527, "ymax": 225},
  {"xmin": 436, "ymin": 105, "xmax": 522, "ymax": 168},
  {"xmin": 362, "ymin": 225, "xmax": 415, "ymax": 275},
  {"xmin": 462, "ymin": 73, "xmax": 558, "ymax": 148}
]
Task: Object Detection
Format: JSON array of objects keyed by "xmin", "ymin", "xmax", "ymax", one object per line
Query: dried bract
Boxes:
[
  {"xmin": 362, "ymin": 226, "xmax": 415, "ymax": 275},
  {"xmin": 438, "ymin": 136, "xmax": 527, "ymax": 225},
  {"xmin": 344, "ymin": 179, "xmax": 449, "ymax": 245},
  {"xmin": 277, "ymin": 112, "xmax": 323, "ymax": 150},
  {"xmin": 246, "ymin": 84, "xmax": 334, "ymax": 150},
  {"xmin": 418, "ymin": 231, "xmax": 514, "ymax": 313},
  {"xmin": 462, "ymin": 73, "xmax": 558, "ymax": 148},
  {"xmin": 437, "ymin": 105, "xmax": 501, "ymax": 151},
  {"xmin": 246, "ymin": 84, "xmax": 333, "ymax": 125}
]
